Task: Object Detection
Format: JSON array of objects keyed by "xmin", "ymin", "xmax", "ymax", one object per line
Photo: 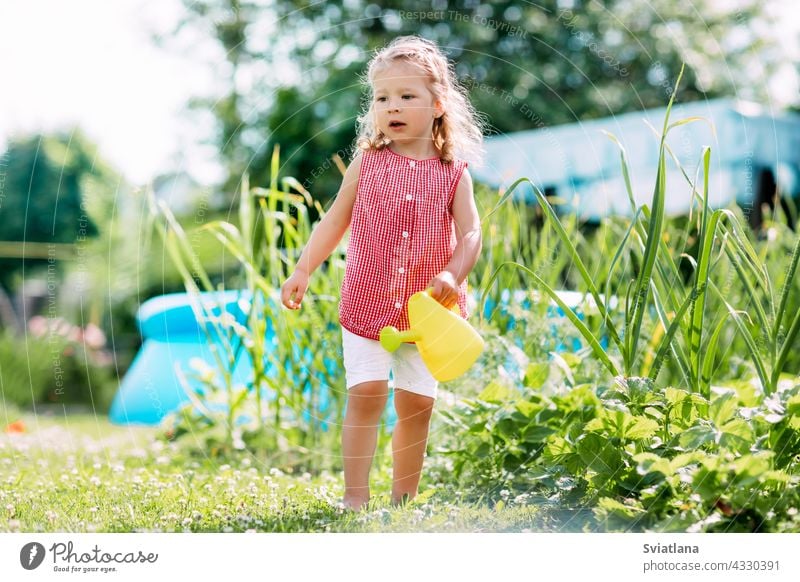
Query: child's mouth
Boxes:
[{"xmin": 389, "ymin": 122, "xmax": 406, "ymax": 129}]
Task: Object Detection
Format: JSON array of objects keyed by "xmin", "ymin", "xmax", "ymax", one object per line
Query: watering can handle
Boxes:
[{"xmin": 424, "ymin": 287, "xmax": 462, "ymax": 315}]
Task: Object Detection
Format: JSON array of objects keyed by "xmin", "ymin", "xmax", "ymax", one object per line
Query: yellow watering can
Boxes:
[{"xmin": 379, "ymin": 289, "xmax": 484, "ymax": 382}]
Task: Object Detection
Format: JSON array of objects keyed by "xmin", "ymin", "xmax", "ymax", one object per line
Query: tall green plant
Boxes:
[
  {"xmin": 473, "ymin": 181, "xmax": 577, "ymax": 329},
  {"xmin": 656, "ymin": 136, "xmax": 800, "ymax": 396},
  {"xmin": 479, "ymin": 65, "xmax": 800, "ymax": 396},
  {"xmin": 149, "ymin": 146, "xmax": 350, "ymax": 468},
  {"xmin": 481, "ymin": 67, "xmax": 690, "ymax": 380}
]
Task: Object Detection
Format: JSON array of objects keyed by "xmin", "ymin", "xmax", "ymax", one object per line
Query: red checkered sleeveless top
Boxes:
[{"xmin": 339, "ymin": 146, "xmax": 469, "ymax": 340}]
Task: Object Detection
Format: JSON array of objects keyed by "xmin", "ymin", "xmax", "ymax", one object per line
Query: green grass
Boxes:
[{"xmin": 0, "ymin": 411, "xmax": 590, "ymax": 533}]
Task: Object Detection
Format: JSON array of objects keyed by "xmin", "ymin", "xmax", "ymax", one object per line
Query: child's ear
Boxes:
[{"xmin": 433, "ymin": 100, "xmax": 444, "ymax": 119}]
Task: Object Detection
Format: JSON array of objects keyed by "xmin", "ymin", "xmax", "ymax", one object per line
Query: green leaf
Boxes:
[
  {"xmin": 478, "ymin": 381, "xmax": 512, "ymax": 403},
  {"xmin": 231, "ymin": 386, "xmax": 249, "ymax": 410},
  {"xmin": 786, "ymin": 394, "xmax": 800, "ymax": 429},
  {"xmin": 545, "ymin": 436, "xmax": 572, "ymax": 458},
  {"xmin": 585, "ymin": 417, "xmax": 605, "ymax": 432},
  {"xmin": 692, "ymin": 465, "xmax": 722, "ymax": 501},
  {"xmin": 719, "ymin": 418, "xmax": 753, "ymax": 451},
  {"xmin": 687, "ymin": 156, "xmax": 715, "ymax": 385},
  {"xmin": 677, "ymin": 424, "xmax": 716, "ymax": 449},
  {"xmin": 732, "ymin": 452, "xmax": 773, "ymax": 484},
  {"xmin": 595, "ymin": 496, "xmax": 645, "ymax": 517},
  {"xmin": 523, "ymin": 425, "xmax": 556, "ymax": 443},
  {"xmin": 524, "ymin": 362, "xmax": 550, "ymax": 388},
  {"xmin": 773, "ymin": 225, "xmax": 800, "ymax": 342},
  {"xmin": 726, "ymin": 379, "xmax": 761, "ymax": 408},
  {"xmin": 773, "ymin": 309, "xmax": 800, "ymax": 391},
  {"xmin": 634, "ymin": 452, "xmax": 671, "ymax": 477},
  {"xmin": 665, "ymin": 387, "xmax": 690, "ymax": 405},
  {"xmin": 576, "ymin": 433, "xmax": 623, "ymax": 475},
  {"xmin": 709, "ymin": 391, "xmax": 738, "ymax": 426},
  {"xmin": 762, "ymin": 470, "xmax": 791, "ymax": 485},
  {"xmin": 495, "ymin": 417, "xmax": 520, "ymax": 438},
  {"xmin": 515, "ymin": 400, "xmax": 540, "ymax": 418},
  {"xmin": 468, "ymin": 422, "xmax": 488, "ymax": 434},
  {"xmin": 670, "ymin": 451, "xmax": 707, "ymax": 471},
  {"xmin": 625, "ymin": 416, "xmax": 660, "ymax": 440},
  {"xmin": 666, "ymin": 388, "xmax": 708, "ymax": 426},
  {"xmin": 643, "ymin": 407, "xmax": 664, "ymax": 421},
  {"xmin": 699, "ymin": 311, "xmax": 733, "ymax": 395},
  {"xmin": 473, "ymin": 442, "xmax": 491, "ymax": 458},
  {"xmin": 559, "ymin": 353, "xmax": 582, "ymax": 368},
  {"xmin": 720, "ymin": 296, "xmax": 771, "ymax": 395},
  {"xmin": 786, "ymin": 394, "xmax": 800, "ymax": 416}
]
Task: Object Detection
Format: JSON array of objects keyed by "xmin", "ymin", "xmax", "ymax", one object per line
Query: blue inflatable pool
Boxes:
[
  {"xmin": 110, "ymin": 290, "xmax": 363, "ymax": 427},
  {"xmin": 109, "ymin": 291, "xmax": 255, "ymax": 425}
]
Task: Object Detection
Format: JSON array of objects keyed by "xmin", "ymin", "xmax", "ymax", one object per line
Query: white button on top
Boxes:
[
  {"xmin": 408, "ymin": 160, "xmax": 416, "ymax": 168},
  {"xmin": 402, "ymin": 231, "xmax": 409, "ymax": 238},
  {"xmin": 394, "ymin": 302, "xmax": 402, "ymax": 309},
  {"xmin": 405, "ymin": 194, "xmax": 413, "ymax": 201},
  {"xmin": 398, "ymin": 267, "xmax": 405, "ymax": 274}
]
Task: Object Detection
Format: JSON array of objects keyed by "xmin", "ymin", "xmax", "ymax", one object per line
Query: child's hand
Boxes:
[
  {"xmin": 281, "ymin": 270, "xmax": 309, "ymax": 310},
  {"xmin": 429, "ymin": 270, "xmax": 459, "ymax": 309}
]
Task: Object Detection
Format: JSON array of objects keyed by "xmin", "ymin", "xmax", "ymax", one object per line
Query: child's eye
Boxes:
[
  {"xmin": 402, "ymin": 95, "xmax": 414, "ymax": 100},
  {"xmin": 376, "ymin": 97, "xmax": 387, "ymax": 102}
]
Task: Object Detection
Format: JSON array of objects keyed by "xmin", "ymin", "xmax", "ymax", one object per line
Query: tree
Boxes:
[
  {"xmin": 0, "ymin": 132, "xmax": 111, "ymax": 290},
  {"xmin": 161, "ymin": 0, "xmax": 782, "ymax": 206}
]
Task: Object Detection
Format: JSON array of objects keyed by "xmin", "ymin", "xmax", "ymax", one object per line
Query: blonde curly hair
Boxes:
[{"xmin": 355, "ymin": 35, "xmax": 485, "ymax": 166}]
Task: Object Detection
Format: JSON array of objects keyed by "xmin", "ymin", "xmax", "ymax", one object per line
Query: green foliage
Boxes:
[
  {"xmin": 439, "ymin": 361, "xmax": 800, "ymax": 531},
  {"xmin": 0, "ymin": 132, "xmax": 107, "ymax": 289},
  {"xmin": 0, "ymin": 325, "xmax": 116, "ymax": 411},
  {"xmin": 438, "ymin": 84, "xmax": 800, "ymax": 532},
  {"xmin": 480, "ymin": 68, "xmax": 800, "ymax": 397},
  {"xmin": 0, "ymin": 329, "xmax": 59, "ymax": 407},
  {"xmin": 164, "ymin": 0, "xmax": 780, "ymax": 206}
]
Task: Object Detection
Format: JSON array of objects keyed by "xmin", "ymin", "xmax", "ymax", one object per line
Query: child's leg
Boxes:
[
  {"xmin": 342, "ymin": 380, "xmax": 389, "ymax": 509},
  {"xmin": 391, "ymin": 388, "xmax": 434, "ymax": 505}
]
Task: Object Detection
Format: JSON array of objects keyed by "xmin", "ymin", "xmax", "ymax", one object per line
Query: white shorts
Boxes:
[{"xmin": 341, "ymin": 326, "xmax": 438, "ymax": 399}]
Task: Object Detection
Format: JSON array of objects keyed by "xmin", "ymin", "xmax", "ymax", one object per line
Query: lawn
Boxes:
[{"xmin": 0, "ymin": 409, "xmax": 588, "ymax": 533}]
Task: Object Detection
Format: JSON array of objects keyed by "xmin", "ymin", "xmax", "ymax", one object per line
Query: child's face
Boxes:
[{"xmin": 372, "ymin": 61, "xmax": 442, "ymax": 147}]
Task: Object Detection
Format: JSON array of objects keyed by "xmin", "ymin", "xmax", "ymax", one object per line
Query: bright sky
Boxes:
[
  {"xmin": 0, "ymin": 0, "xmax": 222, "ymax": 185},
  {"xmin": 0, "ymin": 0, "xmax": 798, "ymax": 187}
]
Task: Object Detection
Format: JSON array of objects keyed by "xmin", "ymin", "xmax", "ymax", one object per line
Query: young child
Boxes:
[{"xmin": 280, "ymin": 35, "xmax": 485, "ymax": 511}]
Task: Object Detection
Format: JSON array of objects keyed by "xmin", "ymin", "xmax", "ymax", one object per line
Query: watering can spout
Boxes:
[
  {"xmin": 379, "ymin": 290, "xmax": 484, "ymax": 382},
  {"xmin": 379, "ymin": 327, "xmax": 421, "ymax": 352}
]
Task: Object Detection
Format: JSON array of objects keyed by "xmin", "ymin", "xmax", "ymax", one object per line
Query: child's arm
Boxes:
[
  {"xmin": 430, "ymin": 168, "xmax": 482, "ymax": 309},
  {"xmin": 280, "ymin": 153, "xmax": 362, "ymax": 310}
]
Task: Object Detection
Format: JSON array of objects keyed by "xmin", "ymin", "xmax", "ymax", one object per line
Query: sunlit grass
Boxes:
[{"xmin": 0, "ymin": 411, "xmax": 580, "ymax": 533}]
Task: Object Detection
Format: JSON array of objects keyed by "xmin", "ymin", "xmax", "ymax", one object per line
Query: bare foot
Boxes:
[
  {"xmin": 391, "ymin": 492, "xmax": 412, "ymax": 508},
  {"xmin": 341, "ymin": 496, "xmax": 369, "ymax": 512}
]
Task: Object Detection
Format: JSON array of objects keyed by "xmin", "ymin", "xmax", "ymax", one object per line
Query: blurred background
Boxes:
[{"xmin": 0, "ymin": 0, "xmax": 798, "ymax": 413}]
